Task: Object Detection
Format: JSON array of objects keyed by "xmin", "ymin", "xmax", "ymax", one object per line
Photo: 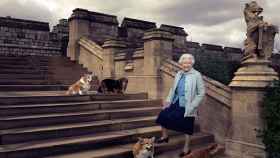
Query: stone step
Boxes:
[
  {"xmin": 0, "ymin": 126, "xmax": 214, "ymax": 158},
  {"xmin": 39, "ymin": 64, "xmax": 85, "ymax": 69},
  {"xmin": 0, "ymin": 93, "xmax": 148, "ymax": 105},
  {"xmin": 0, "ymin": 93, "xmax": 90, "ymax": 105},
  {"xmin": 0, "ymin": 64, "xmax": 48, "ymax": 70},
  {"xmin": 0, "ymin": 55, "xmax": 89, "ymax": 86},
  {"xmin": 0, "ymin": 91, "xmax": 74, "ymax": 96},
  {"xmin": 0, "ymin": 79, "xmax": 59, "ymax": 85},
  {"xmin": 0, "ymin": 76, "xmax": 88, "ymax": 88},
  {"xmin": 156, "ymin": 142, "xmax": 224, "ymax": 158},
  {"xmin": 0, "ymin": 56, "xmax": 28, "ymax": 60},
  {"xmin": 0, "ymin": 60, "xmax": 30, "ymax": 65},
  {"xmin": 0, "ymin": 116, "xmax": 160, "ymax": 144},
  {"xmin": 0, "ymin": 99, "xmax": 161, "ymax": 116},
  {"xmin": 0, "ymin": 73, "xmax": 83, "ymax": 81},
  {"xmin": 0, "ymin": 85, "xmax": 69, "ymax": 91},
  {"xmin": 0, "ymin": 63, "xmax": 48, "ymax": 69},
  {"xmin": 0, "ymin": 69, "xmax": 46, "ymax": 74},
  {"xmin": 0, "ymin": 56, "xmax": 49, "ymax": 62},
  {"xmin": 0, "ymin": 64, "xmax": 33, "ymax": 69},
  {"xmin": 0, "ymin": 106, "xmax": 161, "ymax": 129},
  {"xmin": 0, "ymin": 80, "xmax": 62, "ymax": 85},
  {"xmin": 46, "ymin": 134, "xmax": 214, "ymax": 158},
  {"xmin": 0, "ymin": 74, "xmax": 46, "ymax": 80}
]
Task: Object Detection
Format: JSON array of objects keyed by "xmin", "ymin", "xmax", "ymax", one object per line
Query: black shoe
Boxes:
[
  {"xmin": 155, "ymin": 137, "xmax": 169, "ymax": 144},
  {"xmin": 179, "ymin": 150, "xmax": 191, "ymax": 157}
]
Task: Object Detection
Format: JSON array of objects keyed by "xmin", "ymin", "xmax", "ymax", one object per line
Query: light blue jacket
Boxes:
[{"xmin": 165, "ymin": 68, "xmax": 205, "ymax": 117}]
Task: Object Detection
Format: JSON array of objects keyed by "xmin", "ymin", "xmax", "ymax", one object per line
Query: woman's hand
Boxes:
[{"xmin": 162, "ymin": 101, "xmax": 171, "ymax": 109}]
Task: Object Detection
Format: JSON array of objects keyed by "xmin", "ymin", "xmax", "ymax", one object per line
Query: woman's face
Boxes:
[{"xmin": 181, "ymin": 58, "xmax": 193, "ymax": 72}]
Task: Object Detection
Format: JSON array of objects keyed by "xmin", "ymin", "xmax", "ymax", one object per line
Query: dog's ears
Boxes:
[
  {"xmin": 138, "ymin": 137, "xmax": 144, "ymax": 144},
  {"xmin": 151, "ymin": 137, "xmax": 155, "ymax": 142}
]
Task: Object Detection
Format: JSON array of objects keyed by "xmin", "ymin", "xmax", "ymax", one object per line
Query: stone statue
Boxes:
[{"xmin": 243, "ymin": 1, "xmax": 278, "ymax": 61}]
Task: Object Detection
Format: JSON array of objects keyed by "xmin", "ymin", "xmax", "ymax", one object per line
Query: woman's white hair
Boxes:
[{"xmin": 178, "ymin": 53, "xmax": 195, "ymax": 65}]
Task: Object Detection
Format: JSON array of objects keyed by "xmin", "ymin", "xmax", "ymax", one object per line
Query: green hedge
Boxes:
[
  {"xmin": 263, "ymin": 80, "xmax": 280, "ymax": 158},
  {"xmin": 193, "ymin": 57, "xmax": 240, "ymax": 85},
  {"xmin": 173, "ymin": 53, "xmax": 240, "ymax": 85}
]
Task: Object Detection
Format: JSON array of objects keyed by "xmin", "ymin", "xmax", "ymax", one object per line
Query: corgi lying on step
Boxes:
[
  {"xmin": 132, "ymin": 137, "xmax": 155, "ymax": 158},
  {"xmin": 66, "ymin": 73, "xmax": 95, "ymax": 95},
  {"xmin": 184, "ymin": 143, "xmax": 219, "ymax": 158}
]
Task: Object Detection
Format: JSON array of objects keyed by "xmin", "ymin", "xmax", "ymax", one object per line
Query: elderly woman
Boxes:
[{"xmin": 155, "ymin": 53, "xmax": 205, "ymax": 157}]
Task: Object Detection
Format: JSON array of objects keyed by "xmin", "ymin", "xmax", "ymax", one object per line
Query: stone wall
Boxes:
[
  {"xmin": 180, "ymin": 41, "xmax": 243, "ymax": 62},
  {"xmin": 114, "ymin": 48, "xmax": 146, "ymax": 93},
  {"xmin": 52, "ymin": 19, "xmax": 69, "ymax": 56},
  {"xmin": 52, "ymin": 19, "xmax": 69, "ymax": 40},
  {"xmin": 0, "ymin": 16, "xmax": 61, "ymax": 56},
  {"xmin": 68, "ymin": 8, "xmax": 118, "ymax": 45},
  {"xmin": 160, "ymin": 24, "xmax": 188, "ymax": 49},
  {"xmin": 68, "ymin": 8, "xmax": 118, "ymax": 60},
  {"xmin": 199, "ymin": 76, "xmax": 232, "ymax": 144},
  {"xmin": 120, "ymin": 18, "xmax": 156, "ymax": 48}
]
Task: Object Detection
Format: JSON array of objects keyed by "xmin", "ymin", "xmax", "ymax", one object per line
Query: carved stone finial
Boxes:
[
  {"xmin": 230, "ymin": 1, "xmax": 279, "ymax": 88},
  {"xmin": 243, "ymin": 1, "xmax": 278, "ymax": 61}
]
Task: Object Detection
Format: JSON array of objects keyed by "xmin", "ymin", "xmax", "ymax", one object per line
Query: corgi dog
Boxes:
[
  {"xmin": 66, "ymin": 73, "xmax": 95, "ymax": 95},
  {"xmin": 97, "ymin": 77, "xmax": 128, "ymax": 94},
  {"xmin": 132, "ymin": 137, "xmax": 155, "ymax": 158},
  {"xmin": 184, "ymin": 143, "xmax": 218, "ymax": 158}
]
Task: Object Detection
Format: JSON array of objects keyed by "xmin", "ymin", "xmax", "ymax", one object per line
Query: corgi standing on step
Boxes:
[
  {"xmin": 132, "ymin": 137, "xmax": 155, "ymax": 158},
  {"xmin": 66, "ymin": 73, "xmax": 95, "ymax": 95}
]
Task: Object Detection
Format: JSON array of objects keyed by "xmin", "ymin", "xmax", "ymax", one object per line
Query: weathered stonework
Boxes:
[
  {"xmin": 143, "ymin": 29, "xmax": 174, "ymax": 99},
  {"xmin": 52, "ymin": 19, "xmax": 69, "ymax": 40},
  {"xmin": 160, "ymin": 24, "xmax": 187, "ymax": 49},
  {"xmin": 102, "ymin": 39, "xmax": 127, "ymax": 78},
  {"xmin": 0, "ymin": 16, "xmax": 61, "ymax": 56},
  {"xmin": 121, "ymin": 17, "xmax": 156, "ymax": 48},
  {"xmin": 68, "ymin": 8, "xmax": 119, "ymax": 60}
]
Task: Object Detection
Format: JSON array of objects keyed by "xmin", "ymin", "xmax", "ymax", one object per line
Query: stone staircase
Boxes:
[
  {"xmin": 0, "ymin": 54, "xmax": 222, "ymax": 158},
  {"xmin": 0, "ymin": 92, "xmax": 216, "ymax": 158},
  {"xmin": 0, "ymin": 55, "xmax": 89, "ymax": 91}
]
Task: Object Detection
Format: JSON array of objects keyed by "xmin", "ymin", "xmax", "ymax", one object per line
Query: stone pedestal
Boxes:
[
  {"xmin": 226, "ymin": 59, "xmax": 278, "ymax": 158},
  {"xmin": 230, "ymin": 59, "xmax": 278, "ymax": 88},
  {"xmin": 102, "ymin": 39, "xmax": 126, "ymax": 79},
  {"xmin": 143, "ymin": 29, "xmax": 174, "ymax": 99}
]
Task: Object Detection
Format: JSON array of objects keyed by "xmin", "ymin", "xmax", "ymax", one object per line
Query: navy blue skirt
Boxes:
[{"xmin": 156, "ymin": 100, "xmax": 195, "ymax": 135}]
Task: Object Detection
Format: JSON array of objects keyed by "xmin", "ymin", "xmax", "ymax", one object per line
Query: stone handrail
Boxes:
[
  {"xmin": 76, "ymin": 36, "xmax": 104, "ymax": 79},
  {"xmin": 160, "ymin": 58, "xmax": 232, "ymax": 108},
  {"xmin": 78, "ymin": 36, "xmax": 104, "ymax": 61}
]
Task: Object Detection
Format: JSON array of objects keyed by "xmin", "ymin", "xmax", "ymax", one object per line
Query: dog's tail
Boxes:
[
  {"xmin": 66, "ymin": 90, "xmax": 70, "ymax": 95},
  {"xmin": 97, "ymin": 86, "xmax": 103, "ymax": 93},
  {"xmin": 206, "ymin": 143, "xmax": 218, "ymax": 152},
  {"xmin": 97, "ymin": 80, "xmax": 107, "ymax": 93},
  {"xmin": 66, "ymin": 87, "xmax": 72, "ymax": 95}
]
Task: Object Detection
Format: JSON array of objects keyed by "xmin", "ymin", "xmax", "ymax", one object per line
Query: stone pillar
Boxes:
[
  {"xmin": 226, "ymin": 59, "xmax": 278, "ymax": 158},
  {"xmin": 102, "ymin": 39, "xmax": 126, "ymax": 79},
  {"xmin": 67, "ymin": 8, "xmax": 90, "ymax": 60},
  {"xmin": 143, "ymin": 29, "xmax": 174, "ymax": 99}
]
